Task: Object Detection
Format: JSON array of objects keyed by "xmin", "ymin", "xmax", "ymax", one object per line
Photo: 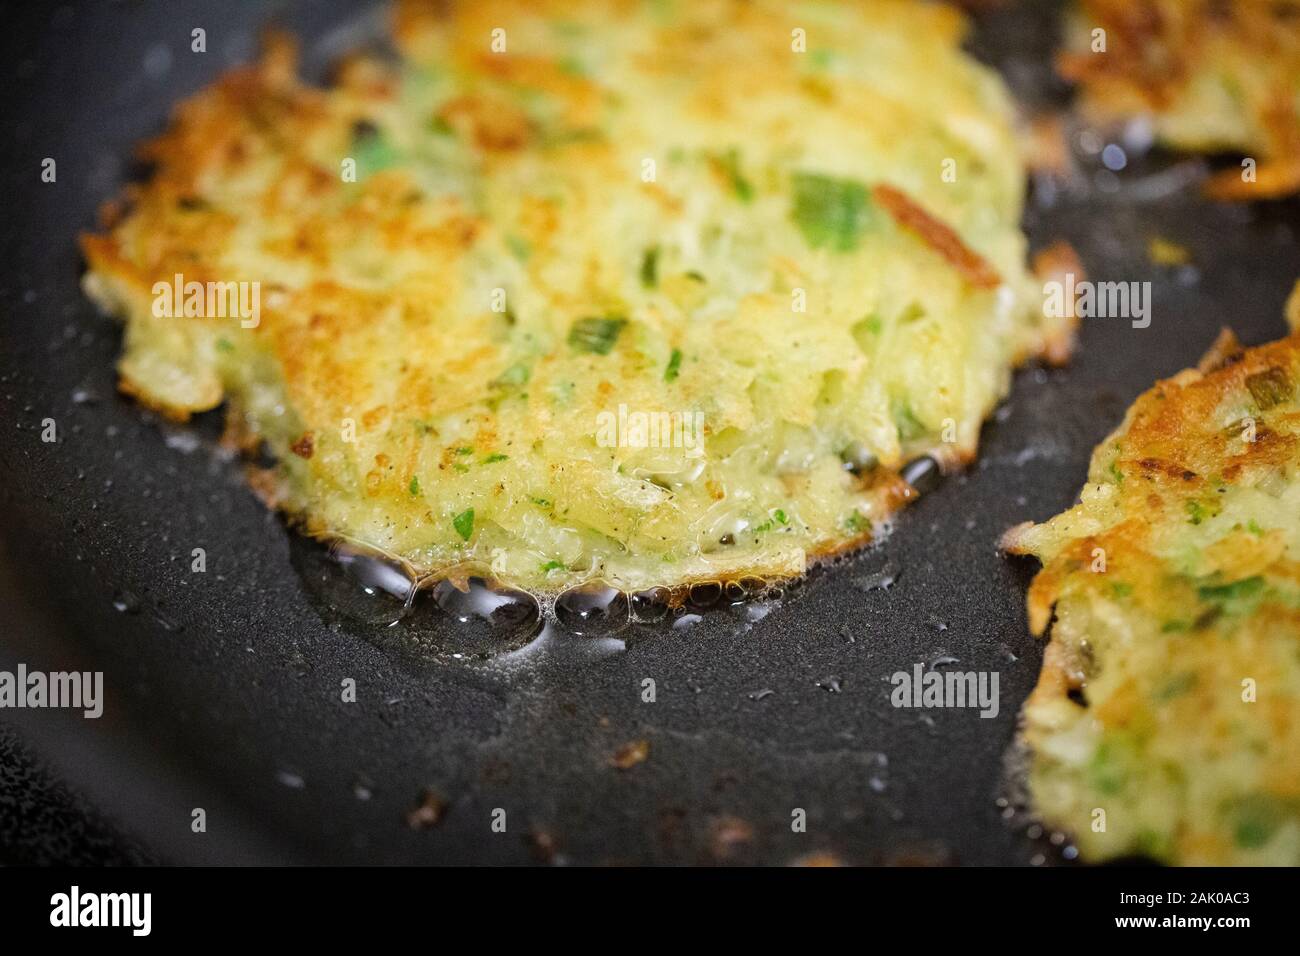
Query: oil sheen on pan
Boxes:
[{"xmin": 81, "ymin": 0, "xmax": 1074, "ymax": 595}]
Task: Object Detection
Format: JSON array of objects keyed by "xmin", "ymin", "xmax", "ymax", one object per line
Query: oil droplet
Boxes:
[
  {"xmin": 290, "ymin": 536, "xmax": 415, "ymax": 627},
  {"xmin": 429, "ymin": 577, "xmax": 536, "ymax": 630},
  {"xmin": 840, "ymin": 441, "xmax": 877, "ymax": 475},
  {"xmin": 112, "ymin": 590, "xmax": 141, "ymax": 614},
  {"xmin": 152, "ymin": 608, "xmax": 184, "ymax": 633},
  {"xmin": 853, "ymin": 561, "xmax": 899, "ymax": 592},
  {"xmin": 900, "ymin": 455, "xmax": 941, "ymax": 495},
  {"xmin": 411, "ymin": 577, "xmax": 541, "ymax": 658},
  {"xmin": 867, "ymin": 753, "xmax": 889, "ymax": 793},
  {"xmin": 289, "ymin": 534, "xmax": 798, "ymax": 662},
  {"xmin": 687, "ymin": 581, "xmax": 722, "ymax": 610},
  {"xmin": 630, "ymin": 587, "xmax": 671, "ymax": 623},
  {"xmin": 554, "ymin": 584, "xmax": 629, "ymax": 636}
]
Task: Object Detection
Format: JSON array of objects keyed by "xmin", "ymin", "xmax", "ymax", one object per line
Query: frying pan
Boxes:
[{"xmin": 1, "ymin": 0, "xmax": 1297, "ymax": 865}]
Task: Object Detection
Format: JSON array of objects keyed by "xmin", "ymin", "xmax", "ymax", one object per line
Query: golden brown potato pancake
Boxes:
[
  {"xmin": 1005, "ymin": 309, "xmax": 1300, "ymax": 864},
  {"xmin": 82, "ymin": 0, "xmax": 1072, "ymax": 593}
]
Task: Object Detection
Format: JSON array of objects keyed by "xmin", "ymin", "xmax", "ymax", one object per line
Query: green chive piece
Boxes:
[
  {"xmin": 718, "ymin": 148, "xmax": 754, "ymax": 202},
  {"xmin": 452, "ymin": 508, "xmax": 475, "ymax": 541},
  {"xmin": 1197, "ymin": 575, "xmax": 1265, "ymax": 603},
  {"xmin": 568, "ymin": 317, "xmax": 628, "ymax": 355},
  {"xmin": 351, "ymin": 121, "xmax": 401, "ymax": 174},
  {"xmin": 791, "ymin": 172, "xmax": 875, "ymax": 251},
  {"xmin": 1245, "ymin": 367, "xmax": 1292, "ymax": 410},
  {"xmin": 640, "ymin": 246, "xmax": 660, "ymax": 288},
  {"xmin": 506, "ymin": 235, "xmax": 531, "ymax": 261},
  {"xmin": 492, "ymin": 361, "xmax": 532, "ymax": 388},
  {"xmin": 664, "ymin": 347, "xmax": 683, "ymax": 382}
]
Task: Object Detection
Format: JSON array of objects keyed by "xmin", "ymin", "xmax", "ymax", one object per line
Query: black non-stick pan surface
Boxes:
[{"xmin": 1, "ymin": 0, "xmax": 1297, "ymax": 866}]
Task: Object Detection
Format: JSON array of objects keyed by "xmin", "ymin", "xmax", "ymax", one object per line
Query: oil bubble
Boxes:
[{"xmin": 555, "ymin": 584, "xmax": 630, "ymax": 636}]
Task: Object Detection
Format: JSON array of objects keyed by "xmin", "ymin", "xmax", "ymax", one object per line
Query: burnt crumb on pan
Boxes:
[
  {"xmin": 610, "ymin": 739, "xmax": 650, "ymax": 771},
  {"xmin": 404, "ymin": 788, "xmax": 448, "ymax": 830}
]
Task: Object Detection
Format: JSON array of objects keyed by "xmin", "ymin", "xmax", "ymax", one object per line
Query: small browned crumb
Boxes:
[
  {"xmin": 405, "ymin": 788, "xmax": 448, "ymax": 829},
  {"xmin": 709, "ymin": 815, "xmax": 755, "ymax": 859},
  {"xmin": 880, "ymin": 842, "xmax": 956, "ymax": 866},
  {"xmin": 611, "ymin": 739, "xmax": 650, "ymax": 770},
  {"xmin": 1033, "ymin": 238, "xmax": 1087, "ymax": 288},
  {"xmin": 290, "ymin": 431, "xmax": 315, "ymax": 458},
  {"xmin": 219, "ymin": 408, "xmax": 262, "ymax": 453},
  {"xmin": 243, "ymin": 465, "xmax": 286, "ymax": 509},
  {"xmin": 525, "ymin": 827, "xmax": 559, "ymax": 864},
  {"xmin": 1023, "ymin": 113, "xmax": 1072, "ymax": 178},
  {"xmin": 790, "ymin": 851, "xmax": 845, "ymax": 867},
  {"xmin": 1031, "ymin": 239, "xmax": 1085, "ymax": 367}
]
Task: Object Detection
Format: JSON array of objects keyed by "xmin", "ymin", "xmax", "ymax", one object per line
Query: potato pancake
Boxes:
[
  {"xmin": 82, "ymin": 0, "xmax": 1070, "ymax": 594},
  {"xmin": 1059, "ymin": 0, "xmax": 1300, "ymax": 198},
  {"xmin": 1004, "ymin": 314, "xmax": 1300, "ymax": 864}
]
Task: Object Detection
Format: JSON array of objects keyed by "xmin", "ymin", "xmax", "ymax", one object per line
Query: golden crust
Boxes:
[{"xmin": 1007, "ymin": 316, "xmax": 1300, "ymax": 864}]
